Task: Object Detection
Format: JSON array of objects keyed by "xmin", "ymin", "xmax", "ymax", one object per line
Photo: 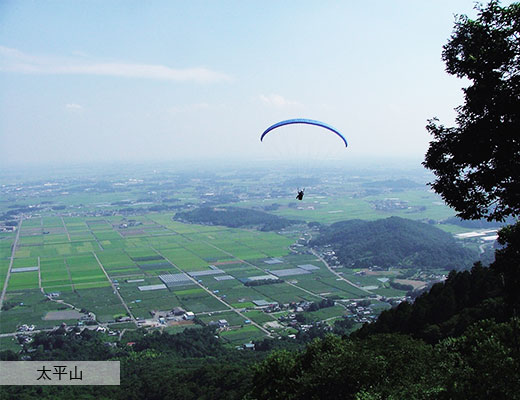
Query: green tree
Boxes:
[
  {"xmin": 437, "ymin": 319, "xmax": 520, "ymax": 399},
  {"xmin": 423, "ymin": 1, "xmax": 520, "ymax": 221}
]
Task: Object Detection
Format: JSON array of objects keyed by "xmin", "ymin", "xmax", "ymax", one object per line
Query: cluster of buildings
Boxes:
[
  {"xmin": 346, "ymin": 302, "xmax": 377, "ymax": 323},
  {"xmin": 17, "ymin": 324, "xmax": 35, "ymax": 332},
  {"xmin": 0, "ymin": 224, "xmax": 17, "ymax": 232},
  {"xmin": 206, "ymin": 319, "xmax": 230, "ymax": 329},
  {"xmin": 149, "ymin": 307, "xmax": 195, "ymax": 326},
  {"xmin": 315, "ymin": 245, "xmax": 342, "ymax": 268}
]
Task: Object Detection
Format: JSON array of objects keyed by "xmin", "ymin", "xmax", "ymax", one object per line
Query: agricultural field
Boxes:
[
  {"xmin": 1, "ymin": 164, "xmax": 499, "ymax": 346},
  {"xmin": 0, "ymin": 212, "xmax": 370, "ymax": 338}
]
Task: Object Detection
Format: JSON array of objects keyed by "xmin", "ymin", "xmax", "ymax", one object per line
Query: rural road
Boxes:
[
  {"xmin": 0, "ymin": 218, "xmax": 23, "ymax": 311},
  {"xmin": 152, "ymin": 247, "xmax": 272, "ymax": 336}
]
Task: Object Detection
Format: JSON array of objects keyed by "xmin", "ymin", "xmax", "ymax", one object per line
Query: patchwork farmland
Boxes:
[{"xmin": 0, "ymin": 213, "xmax": 370, "ymax": 343}]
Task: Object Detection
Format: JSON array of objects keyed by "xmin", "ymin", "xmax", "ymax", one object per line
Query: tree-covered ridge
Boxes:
[
  {"xmin": 174, "ymin": 206, "xmax": 298, "ymax": 231},
  {"xmin": 311, "ymin": 216, "xmax": 476, "ymax": 269},
  {"xmin": 252, "ymin": 319, "xmax": 520, "ymax": 400},
  {"xmin": 353, "ymin": 262, "xmax": 505, "ymax": 343},
  {"xmin": 0, "ymin": 326, "xmax": 259, "ymax": 400}
]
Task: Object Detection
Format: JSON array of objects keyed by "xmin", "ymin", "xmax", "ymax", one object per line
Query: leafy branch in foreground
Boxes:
[{"xmin": 424, "ymin": 1, "xmax": 520, "ymax": 221}]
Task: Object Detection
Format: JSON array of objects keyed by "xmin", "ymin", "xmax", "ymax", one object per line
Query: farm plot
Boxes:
[
  {"xmin": 15, "ymin": 243, "xmax": 68, "ymax": 258},
  {"xmin": 42, "ymin": 234, "xmax": 69, "ymax": 245},
  {"xmin": 219, "ymin": 265, "xmax": 264, "ymax": 280},
  {"xmin": 0, "ymin": 290, "xmax": 78, "ymax": 333},
  {"xmin": 243, "ymin": 310, "xmax": 277, "ymax": 325},
  {"xmin": 97, "ymin": 238, "xmax": 126, "ymax": 249},
  {"xmin": 197, "ymin": 310, "xmax": 246, "ymax": 326},
  {"xmin": 20, "ymin": 225, "xmax": 42, "ymax": 235},
  {"xmin": 94, "ymin": 231, "xmax": 122, "ymax": 241},
  {"xmin": 69, "ymin": 231, "xmax": 96, "ymax": 241},
  {"xmin": 209, "ymin": 240, "xmax": 267, "ymax": 260},
  {"xmin": 179, "ymin": 241, "xmax": 232, "ymax": 262},
  {"xmin": 19, "ymin": 235, "xmax": 43, "ymax": 246},
  {"xmin": 42, "ymin": 216, "xmax": 64, "ymax": 228},
  {"xmin": 118, "ymin": 279, "xmax": 182, "ymax": 319},
  {"xmin": 6, "ymin": 270, "xmax": 39, "ymax": 291},
  {"xmin": 220, "ymin": 325, "xmax": 266, "ymax": 344},
  {"xmin": 160, "ymin": 247, "xmax": 208, "ymax": 271},
  {"xmin": 65, "ymin": 254, "xmax": 109, "ymax": 289},
  {"xmin": 302, "ymin": 305, "xmax": 347, "ymax": 322},
  {"xmin": 21, "ymin": 217, "xmax": 42, "ymax": 227},
  {"xmin": 96, "ymin": 250, "xmax": 141, "ymax": 276},
  {"xmin": 58, "ymin": 287, "xmax": 127, "ymax": 322},
  {"xmin": 212, "ymin": 286, "xmax": 257, "ymax": 305},
  {"xmin": 317, "ymin": 277, "xmax": 370, "ymax": 299},
  {"xmin": 63, "ymin": 216, "xmax": 89, "ymax": 229},
  {"xmin": 147, "ymin": 216, "xmax": 210, "ymax": 234},
  {"xmin": 86, "ymin": 219, "xmax": 113, "ymax": 230},
  {"xmin": 287, "ymin": 275, "xmax": 351, "ymax": 299},
  {"xmin": 12, "ymin": 257, "xmax": 38, "ymax": 269},
  {"xmin": 40, "ymin": 257, "xmax": 72, "ymax": 292},
  {"xmin": 0, "ymin": 236, "xmax": 13, "ymax": 258},
  {"xmin": 372, "ymin": 286, "xmax": 408, "ymax": 297},
  {"xmin": 229, "ymin": 232, "xmax": 293, "ymax": 258},
  {"xmin": 250, "ymin": 282, "xmax": 317, "ymax": 304},
  {"xmin": 146, "ymin": 235, "xmax": 181, "ymax": 250},
  {"xmin": 0, "ymin": 260, "xmax": 10, "ymax": 293},
  {"xmin": 172, "ymin": 287, "xmax": 225, "ymax": 313}
]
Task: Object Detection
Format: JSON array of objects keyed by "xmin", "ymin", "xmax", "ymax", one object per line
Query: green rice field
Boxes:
[{"xmin": 0, "ymin": 213, "xmax": 369, "ymax": 335}]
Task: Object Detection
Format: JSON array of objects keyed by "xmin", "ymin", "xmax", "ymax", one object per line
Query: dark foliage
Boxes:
[
  {"xmin": 251, "ymin": 320, "xmax": 520, "ymax": 400},
  {"xmin": 490, "ymin": 221, "xmax": 520, "ymax": 309},
  {"xmin": 174, "ymin": 206, "xmax": 298, "ymax": 231},
  {"xmin": 311, "ymin": 216, "xmax": 476, "ymax": 269},
  {"xmin": 307, "ymin": 298, "xmax": 335, "ymax": 312},
  {"xmin": 423, "ymin": 1, "xmax": 520, "ymax": 221},
  {"xmin": 132, "ymin": 326, "xmax": 225, "ymax": 357},
  {"xmin": 354, "ymin": 261, "xmax": 507, "ymax": 343}
]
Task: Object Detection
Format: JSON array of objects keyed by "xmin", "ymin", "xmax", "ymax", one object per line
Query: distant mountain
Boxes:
[
  {"xmin": 174, "ymin": 206, "xmax": 298, "ymax": 231},
  {"xmin": 311, "ymin": 216, "xmax": 476, "ymax": 269}
]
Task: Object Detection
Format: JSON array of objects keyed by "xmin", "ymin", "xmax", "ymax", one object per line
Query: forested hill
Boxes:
[
  {"xmin": 353, "ymin": 262, "xmax": 506, "ymax": 343},
  {"xmin": 311, "ymin": 216, "xmax": 476, "ymax": 270},
  {"xmin": 174, "ymin": 206, "xmax": 298, "ymax": 231}
]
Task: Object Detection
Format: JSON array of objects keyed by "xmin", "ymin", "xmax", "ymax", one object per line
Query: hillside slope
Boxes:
[
  {"xmin": 174, "ymin": 206, "xmax": 298, "ymax": 231},
  {"xmin": 311, "ymin": 216, "xmax": 476, "ymax": 269}
]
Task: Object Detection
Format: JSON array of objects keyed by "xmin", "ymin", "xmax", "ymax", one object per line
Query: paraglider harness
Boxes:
[{"xmin": 296, "ymin": 189, "xmax": 305, "ymax": 201}]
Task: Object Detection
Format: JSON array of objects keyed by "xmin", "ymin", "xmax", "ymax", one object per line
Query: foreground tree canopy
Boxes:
[{"xmin": 424, "ymin": 0, "xmax": 520, "ymax": 221}]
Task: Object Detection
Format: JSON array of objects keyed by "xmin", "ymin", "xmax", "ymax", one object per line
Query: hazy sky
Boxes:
[{"xmin": 0, "ymin": 1, "xmax": 503, "ymax": 166}]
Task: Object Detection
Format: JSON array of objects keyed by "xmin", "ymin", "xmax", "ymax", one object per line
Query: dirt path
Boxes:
[
  {"xmin": 310, "ymin": 248, "xmax": 375, "ymax": 297},
  {"xmin": 92, "ymin": 251, "xmax": 137, "ymax": 326},
  {"xmin": 152, "ymin": 247, "xmax": 272, "ymax": 336},
  {"xmin": 0, "ymin": 218, "xmax": 23, "ymax": 310},
  {"xmin": 63, "ymin": 258, "xmax": 75, "ymax": 292},
  {"xmin": 38, "ymin": 256, "xmax": 42, "ymax": 291},
  {"xmin": 61, "ymin": 216, "xmax": 71, "ymax": 242}
]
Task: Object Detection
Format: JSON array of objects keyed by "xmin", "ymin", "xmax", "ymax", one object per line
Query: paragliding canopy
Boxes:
[{"xmin": 260, "ymin": 118, "xmax": 348, "ymax": 148}]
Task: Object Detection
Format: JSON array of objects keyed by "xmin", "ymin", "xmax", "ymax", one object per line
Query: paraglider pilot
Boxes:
[{"xmin": 296, "ymin": 189, "xmax": 305, "ymax": 201}]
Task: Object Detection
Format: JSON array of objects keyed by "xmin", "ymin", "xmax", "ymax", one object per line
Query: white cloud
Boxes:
[
  {"xmin": 0, "ymin": 46, "xmax": 231, "ymax": 83},
  {"xmin": 65, "ymin": 103, "xmax": 83, "ymax": 110},
  {"xmin": 259, "ymin": 93, "xmax": 302, "ymax": 108}
]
